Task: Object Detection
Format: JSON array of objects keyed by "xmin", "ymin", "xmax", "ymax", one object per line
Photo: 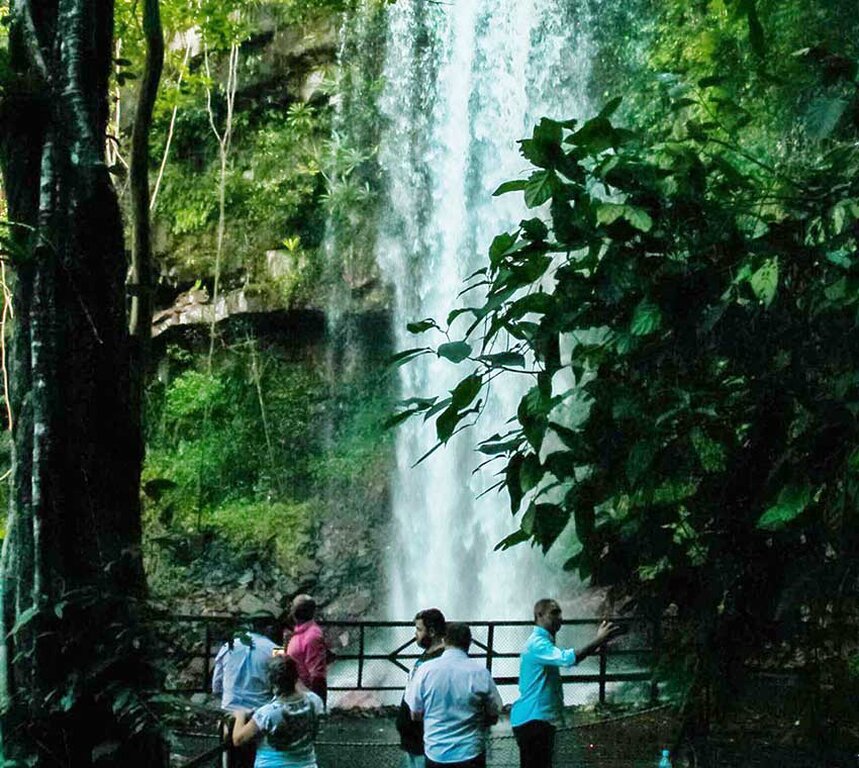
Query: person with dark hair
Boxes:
[
  {"xmin": 405, "ymin": 623, "xmax": 502, "ymax": 768},
  {"xmin": 510, "ymin": 599, "xmax": 622, "ymax": 768},
  {"xmin": 397, "ymin": 608, "xmax": 447, "ymax": 768},
  {"xmin": 232, "ymin": 655, "xmax": 325, "ymax": 768},
  {"xmin": 212, "ymin": 614, "xmax": 281, "ymax": 768},
  {"xmin": 286, "ymin": 594, "xmax": 330, "ymax": 705}
]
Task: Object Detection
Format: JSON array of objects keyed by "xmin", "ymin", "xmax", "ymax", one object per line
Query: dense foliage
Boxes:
[
  {"xmin": 142, "ymin": 324, "xmax": 394, "ymax": 597},
  {"xmin": 395, "ymin": 0, "xmax": 859, "ymax": 745}
]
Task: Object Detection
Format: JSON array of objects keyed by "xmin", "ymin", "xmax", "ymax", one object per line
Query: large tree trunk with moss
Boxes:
[{"xmin": 0, "ymin": 1, "xmax": 167, "ymax": 765}]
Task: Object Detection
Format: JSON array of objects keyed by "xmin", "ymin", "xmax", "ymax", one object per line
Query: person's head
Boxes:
[
  {"xmin": 268, "ymin": 655, "xmax": 300, "ymax": 696},
  {"xmin": 534, "ymin": 598, "xmax": 563, "ymax": 635},
  {"xmin": 414, "ymin": 608, "xmax": 446, "ymax": 650},
  {"xmin": 292, "ymin": 594, "xmax": 316, "ymax": 624},
  {"xmin": 249, "ymin": 611, "xmax": 280, "ymax": 642},
  {"xmin": 444, "ymin": 622, "xmax": 472, "ymax": 652}
]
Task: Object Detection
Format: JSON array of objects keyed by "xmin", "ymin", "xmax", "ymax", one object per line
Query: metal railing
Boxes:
[{"xmin": 156, "ymin": 615, "xmax": 660, "ymax": 707}]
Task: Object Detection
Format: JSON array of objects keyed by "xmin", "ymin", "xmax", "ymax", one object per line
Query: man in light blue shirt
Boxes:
[
  {"xmin": 212, "ymin": 627, "xmax": 278, "ymax": 712},
  {"xmin": 212, "ymin": 615, "xmax": 280, "ymax": 768},
  {"xmin": 405, "ymin": 623, "xmax": 502, "ymax": 768},
  {"xmin": 510, "ymin": 599, "xmax": 621, "ymax": 768}
]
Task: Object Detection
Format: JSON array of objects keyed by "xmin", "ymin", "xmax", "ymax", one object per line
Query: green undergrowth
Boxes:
[{"xmin": 142, "ymin": 323, "xmax": 394, "ymax": 600}]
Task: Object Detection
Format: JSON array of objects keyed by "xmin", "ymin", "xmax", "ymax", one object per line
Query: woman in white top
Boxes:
[{"xmin": 233, "ymin": 655, "xmax": 325, "ymax": 768}]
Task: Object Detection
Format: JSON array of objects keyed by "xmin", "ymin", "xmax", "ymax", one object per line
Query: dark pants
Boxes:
[
  {"xmin": 426, "ymin": 753, "xmax": 486, "ymax": 768},
  {"xmin": 221, "ymin": 717, "xmax": 257, "ymax": 768},
  {"xmin": 513, "ymin": 720, "xmax": 556, "ymax": 768}
]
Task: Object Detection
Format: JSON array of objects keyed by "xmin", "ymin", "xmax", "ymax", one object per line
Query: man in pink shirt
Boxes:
[{"xmin": 286, "ymin": 594, "xmax": 329, "ymax": 706}]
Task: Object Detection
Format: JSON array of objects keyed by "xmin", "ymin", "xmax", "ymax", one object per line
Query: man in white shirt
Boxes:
[{"xmin": 405, "ymin": 623, "xmax": 502, "ymax": 768}]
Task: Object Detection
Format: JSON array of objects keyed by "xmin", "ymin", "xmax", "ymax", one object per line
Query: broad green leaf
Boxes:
[
  {"xmin": 478, "ymin": 352, "xmax": 526, "ymax": 368},
  {"xmin": 493, "ymin": 179, "xmax": 528, "ymax": 197},
  {"xmin": 437, "ymin": 341, "xmax": 472, "ymax": 363},
  {"xmin": 436, "ymin": 405, "xmax": 463, "ymax": 442},
  {"xmin": 494, "ymin": 529, "xmax": 530, "ymax": 551},
  {"xmin": 388, "ymin": 347, "xmax": 431, "ymax": 367},
  {"xmin": 626, "ymin": 440, "xmax": 656, "ymax": 485},
  {"xmin": 520, "ymin": 454, "xmax": 543, "ymax": 493},
  {"xmin": 382, "ymin": 410, "xmax": 416, "ymax": 430},
  {"xmin": 757, "ymin": 484, "xmax": 812, "ymax": 530},
  {"xmin": 407, "ymin": 318, "xmax": 438, "ymax": 334},
  {"xmin": 478, "ymin": 437, "xmax": 521, "ymax": 455},
  {"xmin": 749, "ymin": 258, "xmax": 778, "ymax": 306},
  {"xmin": 630, "ymin": 299, "xmax": 662, "ymax": 336},
  {"xmin": 598, "ymin": 96, "xmax": 623, "ymax": 119},
  {"xmin": 596, "ymin": 202, "xmax": 626, "ymax": 226},
  {"xmin": 489, "ymin": 232, "xmax": 518, "ymax": 264},
  {"xmin": 806, "ymin": 98, "xmax": 849, "ymax": 141},
  {"xmin": 507, "ymin": 454, "xmax": 524, "ymax": 513},
  {"xmin": 524, "ymin": 170, "xmax": 556, "ymax": 208},
  {"xmin": 450, "ymin": 374, "xmax": 482, "ymax": 410},
  {"xmin": 691, "ymin": 427, "xmax": 726, "ymax": 473},
  {"xmin": 623, "ymin": 205, "xmax": 653, "ymax": 232},
  {"xmin": 532, "ymin": 502, "xmax": 570, "ymax": 552}
]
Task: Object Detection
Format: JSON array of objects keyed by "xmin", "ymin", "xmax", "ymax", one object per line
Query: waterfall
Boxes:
[{"xmin": 366, "ymin": 0, "xmax": 599, "ymax": 620}]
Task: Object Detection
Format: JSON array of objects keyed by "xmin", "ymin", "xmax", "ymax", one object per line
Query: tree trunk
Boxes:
[{"xmin": 0, "ymin": 1, "xmax": 167, "ymax": 765}]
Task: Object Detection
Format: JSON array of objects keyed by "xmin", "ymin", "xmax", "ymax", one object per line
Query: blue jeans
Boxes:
[{"xmin": 402, "ymin": 755, "xmax": 426, "ymax": 768}]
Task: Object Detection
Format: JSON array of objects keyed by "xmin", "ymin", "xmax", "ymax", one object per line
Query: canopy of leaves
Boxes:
[{"xmin": 392, "ymin": 8, "xmax": 859, "ymax": 727}]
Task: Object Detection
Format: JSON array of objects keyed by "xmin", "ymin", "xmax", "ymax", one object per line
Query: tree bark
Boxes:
[{"xmin": 0, "ymin": 1, "xmax": 167, "ymax": 765}]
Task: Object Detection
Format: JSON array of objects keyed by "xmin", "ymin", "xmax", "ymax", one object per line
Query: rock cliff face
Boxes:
[{"xmin": 143, "ymin": 9, "xmax": 395, "ymax": 623}]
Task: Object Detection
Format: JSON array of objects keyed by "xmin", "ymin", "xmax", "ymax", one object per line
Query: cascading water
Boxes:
[{"xmin": 368, "ymin": 0, "xmax": 600, "ymax": 620}]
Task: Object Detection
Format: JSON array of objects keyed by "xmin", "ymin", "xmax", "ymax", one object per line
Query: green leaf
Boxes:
[
  {"xmin": 531, "ymin": 502, "xmax": 570, "ymax": 552},
  {"xmin": 437, "ymin": 341, "xmax": 472, "ymax": 363},
  {"xmin": 520, "ymin": 454, "xmax": 543, "ymax": 494},
  {"xmin": 478, "ymin": 351, "xmax": 526, "ymax": 368},
  {"xmin": 757, "ymin": 484, "xmax": 812, "ymax": 530},
  {"xmin": 596, "ymin": 202, "xmax": 626, "ymax": 226},
  {"xmin": 630, "ymin": 299, "xmax": 662, "ymax": 336},
  {"xmin": 626, "ymin": 440, "xmax": 656, "ymax": 485},
  {"xmin": 507, "ymin": 454, "xmax": 524, "ymax": 513},
  {"xmin": 494, "ymin": 529, "xmax": 530, "ymax": 551},
  {"xmin": 407, "ymin": 318, "xmax": 438, "ymax": 334},
  {"xmin": 450, "ymin": 374, "xmax": 482, "ymax": 409},
  {"xmin": 493, "ymin": 179, "xmax": 528, "ymax": 197},
  {"xmin": 691, "ymin": 427, "xmax": 726, "ymax": 473},
  {"xmin": 382, "ymin": 410, "xmax": 415, "ymax": 430},
  {"xmin": 806, "ymin": 98, "xmax": 849, "ymax": 141},
  {"xmin": 489, "ymin": 232, "xmax": 518, "ymax": 264},
  {"xmin": 568, "ymin": 116, "xmax": 616, "ymax": 154},
  {"xmin": 749, "ymin": 258, "xmax": 779, "ymax": 306},
  {"xmin": 389, "ymin": 347, "xmax": 431, "ymax": 368},
  {"xmin": 524, "ymin": 170, "xmax": 556, "ymax": 208},
  {"xmin": 521, "ymin": 217, "xmax": 549, "ymax": 242},
  {"xmin": 598, "ymin": 96, "xmax": 623, "ymax": 119},
  {"xmin": 478, "ymin": 437, "xmax": 521, "ymax": 455},
  {"xmin": 623, "ymin": 205, "xmax": 653, "ymax": 232},
  {"xmin": 436, "ymin": 405, "xmax": 463, "ymax": 443}
]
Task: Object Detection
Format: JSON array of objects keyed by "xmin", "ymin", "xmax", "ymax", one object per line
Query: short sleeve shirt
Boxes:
[
  {"xmin": 252, "ymin": 692, "xmax": 325, "ymax": 768},
  {"xmin": 405, "ymin": 648, "xmax": 502, "ymax": 763}
]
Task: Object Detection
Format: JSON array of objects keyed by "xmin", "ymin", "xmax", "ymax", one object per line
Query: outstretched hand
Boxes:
[{"xmin": 595, "ymin": 620, "xmax": 624, "ymax": 644}]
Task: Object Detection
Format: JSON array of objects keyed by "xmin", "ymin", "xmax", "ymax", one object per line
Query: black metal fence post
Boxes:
[
  {"xmin": 357, "ymin": 624, "xmax": 365, "ymax": 689},
  {"xmin": 203, "ymin": 622, "xmax": 212, "ymax": 694},
  {"xmin": 598, "ymin": 644, "xmax": 607, "ymax": 705},
  {"xmin": 650, "ymin": 616, "xmax": 661, "ymax": 704},
  {"xmin": 486, "ymin": 623, "xmax": 495, "ymax": 672}
]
